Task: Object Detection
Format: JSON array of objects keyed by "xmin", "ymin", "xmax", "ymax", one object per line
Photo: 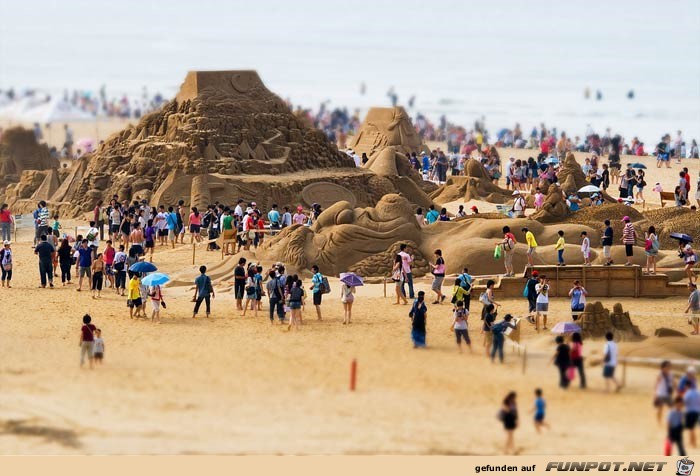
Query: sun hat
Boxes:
[
  {"xmin": 621, "ymin": 216, "xmax": 630, "ymax": 222},
  {"xmin": 512, "ymin": 190, "xmax": 520, "ymax": 195}
]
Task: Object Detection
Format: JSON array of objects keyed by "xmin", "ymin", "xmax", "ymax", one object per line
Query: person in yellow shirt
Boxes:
[
  {"xmin": 127, "ymin": 272, "xmax": 143, "ymax": 319},
  {"xmin": 522, "ymin": 227, "xmax": 538, "ymax": 267},
  {"xmin": 555, "ymin": 230, "xmax": 566, "ymax": 266}
]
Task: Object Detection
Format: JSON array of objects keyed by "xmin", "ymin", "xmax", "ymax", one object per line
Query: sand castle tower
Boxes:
[{"xmin": 578, "ymin": 301, "xmax": 642, "ymax": 341}]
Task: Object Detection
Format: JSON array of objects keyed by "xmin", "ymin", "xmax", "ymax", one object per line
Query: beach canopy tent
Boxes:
[{"xmin": 19, "ymin": 98, "xmax": 95, "ymax": 124}]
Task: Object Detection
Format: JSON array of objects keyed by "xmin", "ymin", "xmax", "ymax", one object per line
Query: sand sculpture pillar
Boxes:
[{"xmin": 190, "ymin": 174, "xmax": 211, "ymax": 211}]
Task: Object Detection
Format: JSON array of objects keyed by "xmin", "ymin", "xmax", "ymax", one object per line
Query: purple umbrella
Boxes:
[
  {"xmin": 339, "ymin": 272, "xmax": 364, "ymax": 287},
  {"xmin": 551, "ymin": 322, "xmax": 581, "ymax": 334}
]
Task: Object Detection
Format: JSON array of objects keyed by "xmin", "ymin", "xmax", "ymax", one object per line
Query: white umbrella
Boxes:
[{"xmin": 578, "ymin": 185, "xmax": 601, "ymax": 193}]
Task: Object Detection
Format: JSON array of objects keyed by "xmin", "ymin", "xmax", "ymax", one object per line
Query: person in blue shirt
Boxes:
[
  {"xmin": 76, "ymin": 239, "xmax": 93, "ymax": 292},
  {"xmin": 425, "ymin": 205, "xmax": 439, "ymax": 224},
  {"xmin": 309, "ymin": 264, "xmax": 323, "ymax": 320},
  {"xmin": 268, "ymin": 204, "xmax": 281, "ymax": 235},
  {"xmin": 422, "ymin": 154, "xmax": 430, "ymax": 174},
  {"xmin": 458, "ymin": 267, "xmax": 473, "ymax": 310},
  {"xmin": 192, "ymin": 265, "xmax": 215, "ymax": 318},
  {"xmin": 533, "ymin": 388, "xmax": 549, "ymax": 433},
  {"xmin": 165, "ymin": 206, "xmax": 179, "ymax": 249}
]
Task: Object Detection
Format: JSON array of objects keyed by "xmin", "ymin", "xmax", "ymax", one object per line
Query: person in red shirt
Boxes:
[
  {"xmin": 684, "ymin": 167, "xmax": 691, "ymax": 195},
  {"xmin": 255, "ymin": 212, "xmax": 266, "ymax": 248},
  {"xmin": 103, "ymin": 240, "xmax": 116, "ymax": 289},
  {"xmin": 79, "ymin": 314, "xmax": 97, "ymax": 369},
  {"xmin": 0, "ymin": 203, "xmax": 14, "ymax": 243}
]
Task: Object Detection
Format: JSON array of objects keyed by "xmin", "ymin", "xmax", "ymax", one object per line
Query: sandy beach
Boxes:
[{"xmin": 0, "ymin": 216, "xmax": 696, "ymax": 455}]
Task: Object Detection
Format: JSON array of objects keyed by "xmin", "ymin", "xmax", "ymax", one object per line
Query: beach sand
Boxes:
[{"xmin": 0, "ymin": 221, "xmax": 696, "ymax": 455}]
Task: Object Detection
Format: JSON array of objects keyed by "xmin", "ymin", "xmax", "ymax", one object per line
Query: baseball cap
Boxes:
[
  {"xmin": 532, "ymin": 270, "xmax": 540, "ymax": 277},
  {"xmin": 621, "ymin": 216, "xmax": 630, "ymax": 222}
]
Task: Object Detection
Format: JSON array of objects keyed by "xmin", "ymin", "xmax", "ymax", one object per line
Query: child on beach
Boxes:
[
  {"xmin": 242, "ymin": 273, "xmax": 258, "ymax": 317},
  {"xmin": 667, "ymin": 396, "xmax": 686, "ymax": 456},
  {"xmin": 580, "ymin": 231, "xmax": 591, "ymax": 266},
  {"xmin": 654, "ymin": 360, "xmax": 674, "ymax": 424},
  {"xmin": 79, "ymin": 314, "xmax": 96, "ymax": 369},
  {"xmin": 534, "ymin": 188, "xmax": 544, "ymax": 211},
  {"xmin": 51, "ymin": 214, "xmax": 61, "ymax": 236},
  {"xmin": 555, "ymin": 230, "xmax": 565, "ymax": 266},
  {"xmin": 149, "ymin": 284, "xmax": 163, "ymax": 320},
  {"xmin": 452, "ymin": 301, "xmax": 471, "ymax": 353},
  {"xmin": 93, "ymin": 329, "xmax": 104, "ymax": 364},
  {"xmin": 287, "ymin": 278, "xmax": 304, "ymax": 331},
  {"xmin": 602, "ymin": 219, "xmax": 614, "ymax": 266},
  {"xmin": 532, "ymin": 388, "xmax": 549, "ymax": 433},
  {"xmin": 408, "ymin": 291, "xmax": 427, "ymax": 348},
  {"xmin": 1, "ymin": 240, "xmax": 12, "ymax": 288}
]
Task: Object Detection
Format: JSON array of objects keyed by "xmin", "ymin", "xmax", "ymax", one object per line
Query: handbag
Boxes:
[{"xmin": 160, "ymin": 300, "xmax": 167, "ymax": 309}]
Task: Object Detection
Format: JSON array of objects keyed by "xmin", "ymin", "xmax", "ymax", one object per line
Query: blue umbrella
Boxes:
[
  {"xmin": 339, "ymin": 272, "xmax": 364, "ymax": 287},
  {"xmin": 551, "ymin": 322, "xmax": 581, "ymax": 334},
  {"xmin": 670, "ymin": 232, "xmax": 693, "ymax": 243},
  {"xmin": 546, "ymin": 157, "xmax": 560, "ymax": 164},
  {"xmin": 141, "ymin": 272, "xmax": 170, "ymax": 286},
  {"xmin": 129, "ymin": 261, "xmax": 158, "ymax": 273},
  {"xmin": 628, "ymin": 162, "xmax": 647, "ymax": 169}
]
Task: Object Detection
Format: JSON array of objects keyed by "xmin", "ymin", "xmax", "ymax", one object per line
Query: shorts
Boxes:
[
  {"xmin": 582, "ymin": 251, "xmax": 590, "ymax": 259},
  {"xmin": 105, "ymin": 264, "xmax": 114, "ymax": 276},
  {"xmin": 527, "ymin": 247, "xmax": 537, "ymax": 256},
  {"xmin": 431, "ymin": 276, "xmax": 444, "ymax": 291},
  {"xmin": 625, "ymin": 244, "xmax": 633, "ymax": 257},
  {"xmin": 289, "ymin": 301, "xmax": 302, "ymax": 310},
  {"xmin": 79, "ymin": 267, "xmax": 92, "ymax": 278},
  {"xmin": 534, "ymin": 413, "xmax": 545, "ymax": 423},
  {"xmin": 128, "ymin": 297, "xmax": 143, "ymax": 308},
  {"xmin": 313, "ymin": 292, "xmax": 322, "ymax": 306},
  {"xmin": 603, "ymin": 245, "xmax": 611, "ymax": 258},
  {"xmin": 690, "ymin": 315, "xmax": 700, "ymax": 326},
  {"xmin": 110, "ymin": 224, "xmax": 120, "ymax": 234},
  {"xmin": 504, "ymin": 250, "xmax": 514, "ymax": 267},
  {"xmin": 645, "ymin": 249, "xmax": 658, "ymax": 257},
  {"xmin": 455, "ymin": 328, "xmax": 470, "ymax": 344},
  {"xmin": 158, "ymin": 229, "xmax": 168, "ymax": 237},
  {"xmin": 685, "ymin": 411, "xmax": 699, "ymax": 429},
  {"xmin": 654, "ymin": 396, "xmax": 672, "ymax": 408},
  {"xmin": 603, "ymin": 365, "xmax": 616, "ymax": 378},
  {"xmin": 536, "ymin": 302, "xmax": 549, "ymax": 313},
  {"xmin": 145, "ymin": 240, "xmax": 154, "ymax": 249},
  {"xmin": 151, "ymin": 300, "xmax": 161, "ymax": 311},
  {"xmin": 168, "ymin": 229, "xmax": 176, "ymax": 240},
  {"xmin": 190, "ymin": 224, "xmax": 201, "ymax": 233},
  {"xmin": 93, "ymin": 352, "xmax": 103, "ymax": 360},
  {"xmin": 483, "ymin": 331, "xmax": 493, "ymax": 347},
  {"xmin": 234, "ymin": 280, "xmax": 245, "ymax": 299}
]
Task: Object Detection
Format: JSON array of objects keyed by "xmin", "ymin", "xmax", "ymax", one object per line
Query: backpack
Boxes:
[
  {"xmin": 321, "ymin": 275, "xmax": 331, "ymax": 294},
  {"xmin": 271, "ymin": 278, "xmax": 284, "ymax": 300},
  {"xmin": 491, "ymin": 321, "xmax": 507, "ymax": 335},
  {"xmin": 522, "ymin": 283, "xmax": 529, "ymax": 298},
  {"xmin": 458, "ymin": 274, "xmax": 471, "ymax": 293},
  {"xmin": 289, "ymin": 286, "xmax": 303, "ymax": 302}
]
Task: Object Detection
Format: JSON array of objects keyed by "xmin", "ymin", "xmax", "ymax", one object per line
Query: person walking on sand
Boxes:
[
  {"xmin": 91, "ymin": 253, "xmax": 105, "ymax": 299},
  {"xmin": 165, "ymin": 206, "xmax": 178, "ymax": 249},
  {"xmin": 267, "ymin": 269, "xmax": 285, "ymax": 324},
  {"xmin": 127, "ymin": 272, "xmax": 143, "ymax": 319},
  {"xmin": 644, "ymin": 226, "xmax": 659, "ymax": 274},
  {"xmin": 532, "ymin": 388, "xmax": 549, "ymax": 433},
  {"xmin": 602, "ymin": 219, "xmax": 614, "ymax": 266},
  {"xmin": 391, "ymin": 254, "xmax": 408, "ymax": 305},
  {"xmin": 398, "ymin": 243, "xmax": 415, "ymax": 299},
  {"xmin": 525, "ymin": 270, "xmax": 539, "ymax": 322},
  {"xmin": 668, "ymin": 397, "xmax": 687, "ymax": 456},
  {"xmin": 242, "ymin": 271, "xmax": 257, "ymax": 318},
  {"xmin": 287, "ymin": 278, "xmax": 305, "ymax": 331},
  {"xmin": 491, "ymin": 314, "xmax": 516, "ymax": 363},
  {"xmin": 552, "ymin": 335, "xmax": 571, "ymax": 388},
  {"xmin": 496, "ymin": 226, "xmax": 517, "ymax": 276},
  {"xmin": 75, "ymin": 239, "xmax": 92, "ymax": 292},
  {"xmin": 685, "ymin": 283, "xmax": 700, "ymax": 335},
  {"xmin": 310, "ymin": 264, "xmax": 324, "ymax": 321},
  {"xmin": 534, "ymin": 275, "xmax": 550, "ymax": 331},
  {"xmin": 340, "ymin": 279, "xmax": 355, "ymax": 325},
  {"xmin": 34, "ymin": 234, "xmax": 55, "ymax": 288},
  {"xmin": 683, "ymin": 245, "xmax": 697, "ymax": 284},
  {"xmin": 92, "ymin": 329, "xmax": 104, "ymax": 364},
  {"xmin": 654, "ymin": 360, "xmax": 675, "ymax": 424},
  {"xmin": 149, "ymin": 284, "xmax": 163, "ymax": 321},
  {"xmin": 683, "ymin": 384, "xmax": 700, "ymax": 448},
  {"xmin": 500, "ymin": 391, "xmax": 518, "ymax": 455},
  {"xmin": 408, "ymin": 291, "xmax": 427, "ymax": 348},
  {"xmin": 144, "ymin": 219, "xmax": 156, "ymax": 262},
  {"xmin": 0, "ymin": 203, "xmax": 14, "ymax": 243},
  {"xmin": 233, "ymin": 258, "xmax": 247, "ymax": 310},
  {"xmin": 555, "ymin": 230, "xmax": 566, "ymax": 266},
  {"xmin": 481, "ymin": 303, "xmax": 497, "ymax": 357},
  {"xmin": 452, "ymin": 300, "xmax": 471, "ymax": 353},
  {"xmin": 480, "ymin": 279, "xmax": 501, "ymax": 320},
  {"xmin": 522, "ymin": 227, "xmax": 538, "ymax": 267},
  {"xmin": 580, "ymin": 231, "xmax": 591, "ymax": 266},
  {"xmin": 1, "ymin": 240, "xmax": 12, "ymax": 288},
  {"xmin": 570, "ymin": 332, "xmax": 586, "ymax": 389},
  {"xmin": 429, "ymin": 249, "xmax": 446, "ymax": 304},
  {"xmin": 192, "ymin": 265, "xmax": 214, "ymax": 318},
  {"xmin": 621, "ymin": 216, "xmax": 636, "ymax": 266},
  {"xmin": 603, "ymin": 332, "xmax": 621, "ymax": 392},
  {"xmin": 188, "ymin": 207, "xmax": 202, "ymax": 244},
  {"xmin": 113, "ymin": 245, "xmax": 127, "ymax": 296},
  {"xmin": 79, "ymin": 314, "xmax": 96, "ymax": 369}
]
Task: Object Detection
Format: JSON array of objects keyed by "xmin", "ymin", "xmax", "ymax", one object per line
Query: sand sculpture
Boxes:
[
  {"xmin": 349, "ymin": 107, "xmax": 423, "ymax": 158},
  {"xmin": 0, "ymin": 127, "xmax": 58, "ymax": 186},
  {"xmin": 528, "ymin": 183, "xmax": 571, "ymax": 223},
  {"xmin": 578, "ymin": 302, "xmax": 642, "ymax": 340},
  {"xmin": 430, "ymin": 158, "xmax": 514, "ymax": 204}
]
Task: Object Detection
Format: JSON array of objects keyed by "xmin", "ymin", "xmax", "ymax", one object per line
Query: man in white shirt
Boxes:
[
  {"xmin": 504, "ymin": 157, "xmax": 515, "ymax": 190},
  {"xmin": 398, "ymin": 243, "xmax": 414, "ymax": 299},
  {"xmin": 603, "ymin": 332, "xmax": 620, "ymax": 392},
  {"xmin": 87, "ymin": 221, "xmax": 100, "ymax": 259},
  {"xmin": 155, "ymin": 207, "xmax": 168, "ymax": 246},
  {"xmin": 512, "ymin": 190, "xmax": 526, "ymax": 218},
  {"xmin": 234, "ymin": 200, "xmax": 244, "ymax": 220}
]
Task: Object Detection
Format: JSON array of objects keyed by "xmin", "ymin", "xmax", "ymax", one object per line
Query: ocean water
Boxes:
[{"xmin": 0, "ymin": 0, "xmax": 698, "ymax": 145}]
